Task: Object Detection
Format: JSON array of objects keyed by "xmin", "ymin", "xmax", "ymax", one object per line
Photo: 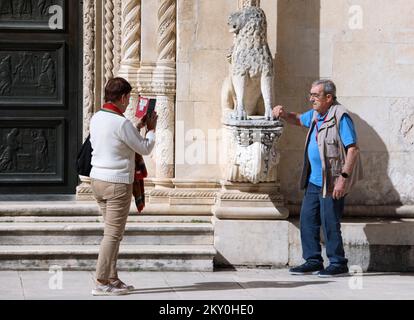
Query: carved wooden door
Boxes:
[{"xmin": 0, "ymin": 1, "xmax": 81, "ymax": 195}]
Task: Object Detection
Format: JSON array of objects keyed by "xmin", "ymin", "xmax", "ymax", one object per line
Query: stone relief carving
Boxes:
[
  {"xmin": 0, "ymin": 128, "xmax": 21, "ymax": 171},
  {"xmin": 38, "ymin": 53, "xmax": 56, "ymax": 93},
  {"xmin": 222, "ymin": 6, "xmax": 274, "ymax": 120},
  {"xmin": 0, "ymin": 55, "xmax": 12, "ymax": 95},
  {"xmin": 32, "ymin": 129, "xmax": 49, "ymax": 172},
  {"xmin": 0, "ymin": 0, "xmax": 57, "ymax": 18},
  {"xmin": 0, "ymin": 127, "xmax": 53, "ymax": 173},
  {"xmin": 0, "ymin": 52, "xmax": 57, "ymax": 97}
]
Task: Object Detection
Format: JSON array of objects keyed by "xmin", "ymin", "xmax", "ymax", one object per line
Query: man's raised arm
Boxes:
[{"xmin": 272, "ymin": 105, "xmax": 303, "ymax": 127}]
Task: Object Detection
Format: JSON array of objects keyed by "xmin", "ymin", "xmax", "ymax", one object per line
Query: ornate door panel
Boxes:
[{"xmin": 0, "ymin": 1, "xmax": 81, "ymax": 194}]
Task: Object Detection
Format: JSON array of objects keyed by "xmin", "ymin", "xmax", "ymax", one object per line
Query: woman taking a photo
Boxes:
[{"xmin": 89, "ymin": 77, "xmax": 157, "ymax": 296}]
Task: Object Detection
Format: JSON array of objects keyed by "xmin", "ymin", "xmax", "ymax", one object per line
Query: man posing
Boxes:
[{"xmin": 273, "ymin": 80, "xmax": 362, "ymax": 277}]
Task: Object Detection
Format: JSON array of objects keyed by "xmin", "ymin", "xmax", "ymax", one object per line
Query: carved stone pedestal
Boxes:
[
  {"xmin": 212, "ymin": 116, "xmax": 289, "ymax": 267},
  {"xmin": 212, "ymin": 181, "xmax": 289, "ymax": 267}
]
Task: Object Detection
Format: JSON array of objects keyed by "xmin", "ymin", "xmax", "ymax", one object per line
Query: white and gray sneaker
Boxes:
[
  {"xmin": 91, "ymin": 284, "xmax": 129, "ymax": 296},
  {"xmin": 110, "ymin": 279, "xmax": 135, "ymax": 291}
]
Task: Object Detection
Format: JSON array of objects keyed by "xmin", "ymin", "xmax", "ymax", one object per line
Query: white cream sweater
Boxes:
[{"xmin": 89, "ymin": 110, "xmax": 155, "ymax": 184}]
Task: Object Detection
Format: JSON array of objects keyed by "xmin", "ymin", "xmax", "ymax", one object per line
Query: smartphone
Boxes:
[
  {"xmin": 146, "ymin": 98, "xmax": 156, "ymax": 117},
  {"xmin": 136, "ymin": 97, "xmax": 157, "ymax": 118}
]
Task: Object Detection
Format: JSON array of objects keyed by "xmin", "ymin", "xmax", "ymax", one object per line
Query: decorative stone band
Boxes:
[
  {"xmin": 148, "ymin": 189, "xmax": 217, "ymax": 199},
  {"xmin": 219, "ymin": 192, "xmax": 284, "ymax": 203},
  {"xmin": 137, "ymin": 81, "xmax": 176, "ymax": 95}
]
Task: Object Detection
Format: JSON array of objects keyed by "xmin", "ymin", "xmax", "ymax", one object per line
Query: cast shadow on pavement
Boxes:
[{"xmin": 125, "ymin": 280, "xmax": 332, "ymax": 295}]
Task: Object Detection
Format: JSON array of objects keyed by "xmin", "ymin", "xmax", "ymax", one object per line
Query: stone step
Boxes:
[
  {"xmin": 0, "ymin": 222, "xmax": 214, "ymax": 246},
  {"xmin": 0, "ymin": 215, "xmax": 211, "ymax": 223},
  {"xmin": 0, "ymin": 202, "xmax": 212, "ymax": 220},
  {"xmin": 0, "ymin": 244, "xmax": 216, "ymax": 271}
]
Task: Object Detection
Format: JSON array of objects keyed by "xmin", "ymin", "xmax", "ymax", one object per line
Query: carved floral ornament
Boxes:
[{"xmin": 239, "ymin": 0, "xmax": 260, "ymax": 9}]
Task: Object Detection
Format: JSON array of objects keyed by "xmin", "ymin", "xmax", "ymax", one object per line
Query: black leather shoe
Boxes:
[
  {"xmin": 289, "ymin": 262, "xmax": 324, "ymax": 275},
  {"xmin": 317, "ymin": 264, "xmax": 349, "ymax": 277}
]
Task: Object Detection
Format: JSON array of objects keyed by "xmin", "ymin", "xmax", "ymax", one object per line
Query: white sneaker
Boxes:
[
  {"xmin": 110, "ymin": 279, "xmax": 135, "ymax": 291},
  {"xmin": 91, "ymin": 284, "xmax": 129, "ymax": 296}
]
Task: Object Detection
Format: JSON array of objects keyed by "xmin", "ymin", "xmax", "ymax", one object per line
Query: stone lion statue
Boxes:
[{"xmin": 221, "ymin": 6, "xmax": 274, "ymax": 120}]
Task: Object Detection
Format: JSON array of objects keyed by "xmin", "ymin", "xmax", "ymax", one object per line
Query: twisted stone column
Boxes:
[
  {"xmin": 153, "ymin": 0, "xmax": 176, "ymax": 184},
  {"xmin": 157, "ymin": 0, "xmax": 176, "ymax": 63},
  {"xmin": 104, "ymin": 0, "xmax": 115, "ymax": 84},
  {"xmin": 117, "ymin": 0, "xmax": 141, "ymax": 123},
  {"xmin": 119, "ymin": 0, "xmax": 141, "ymax": 72}
]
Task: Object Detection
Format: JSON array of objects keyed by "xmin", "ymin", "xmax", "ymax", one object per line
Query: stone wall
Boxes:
[
  {"xmin": 277, "ymin": 0, "xmax": 414, "ymax": 206},
  {"xmin": 175, "ymin": 0, "xmax": 414, "ymax": 207}
]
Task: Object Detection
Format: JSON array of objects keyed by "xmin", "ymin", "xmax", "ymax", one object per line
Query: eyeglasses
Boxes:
[{"xmin": 308, "ymin": 92, "xmax": 325, "ymax": 99}]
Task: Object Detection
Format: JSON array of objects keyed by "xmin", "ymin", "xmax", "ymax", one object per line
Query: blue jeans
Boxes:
[{"xmin": 300, "ymin": 182, "xmax": 348, "ymax": 266}]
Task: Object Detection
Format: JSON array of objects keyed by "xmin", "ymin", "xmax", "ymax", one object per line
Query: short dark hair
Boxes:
[
  {"xmin": 312, "ymin": 79, "xmax": 337, "ymax": 100},
  {"xmin": 104, "ymin": 77, "xmax": 132, "ymax": 102}
]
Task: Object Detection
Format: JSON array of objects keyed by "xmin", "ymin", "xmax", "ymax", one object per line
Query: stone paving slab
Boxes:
[{"xmin": 0, "ymin": 269, "xmax": 413, "ymax": 300}]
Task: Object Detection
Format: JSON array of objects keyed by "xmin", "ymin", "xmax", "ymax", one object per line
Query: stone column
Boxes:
[
  {"xmin": 76, "ymin": 0, "xmax": 96, "ymax": 200},
  {"xmin": 152, "ymin": 0, "xmax": 176, "ymax": 188},
  {"xmin": 103, "ymin": 0, "xmax": 115, "ymax": 84},
  {"xmin": 117, "ymin": 0, "xmax": 141, "ymax": 123}
]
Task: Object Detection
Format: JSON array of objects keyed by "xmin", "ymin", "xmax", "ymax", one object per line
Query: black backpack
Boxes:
[{"xmin": 76, "ymin": 134, "xmax": 93, "ymax": 176}]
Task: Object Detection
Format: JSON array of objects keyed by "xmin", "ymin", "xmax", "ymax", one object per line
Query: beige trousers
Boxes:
[{"xmin": 91, "ymin": 178, "xmax": 132, "ymax": 282}]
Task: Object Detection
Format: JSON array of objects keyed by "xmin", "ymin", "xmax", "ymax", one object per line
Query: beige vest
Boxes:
[{"xmin": 299, "ymin": 102, "xmax": 363, "ymax": 197}]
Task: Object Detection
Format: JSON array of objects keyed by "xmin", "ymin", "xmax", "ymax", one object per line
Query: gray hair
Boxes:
[{"xmin": 312, "ymin": 79, "xmax": 337, "ymax": 99}]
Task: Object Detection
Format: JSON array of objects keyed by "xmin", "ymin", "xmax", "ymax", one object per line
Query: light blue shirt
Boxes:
[{"xmin": 300, "ymin": 109, "xmax": 357, "ymax": 187}]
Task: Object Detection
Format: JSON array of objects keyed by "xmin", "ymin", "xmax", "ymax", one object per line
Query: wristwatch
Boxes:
[{"xmin": 341, "ymin": 172, "xmax": 349, "ymax": 179}]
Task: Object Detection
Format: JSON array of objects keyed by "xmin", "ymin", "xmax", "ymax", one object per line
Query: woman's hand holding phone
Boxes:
[{"xmin": 146, "ymin": 112, "xmax": 158, "ymax": 131}]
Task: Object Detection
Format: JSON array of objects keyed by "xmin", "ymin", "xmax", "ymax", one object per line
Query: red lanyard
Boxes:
[
  {"xmin": 314, "ymin": 113, "xmax": 329, "ymax": 142},
  {"xmin": 102, "ymin": 103, "xmax": 125, "ymax": 117}
]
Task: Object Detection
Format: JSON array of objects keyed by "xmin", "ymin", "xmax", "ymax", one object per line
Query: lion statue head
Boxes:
[{"xmin": 227, "ymin": 6, "xmax": 273, "ymax": 78}]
